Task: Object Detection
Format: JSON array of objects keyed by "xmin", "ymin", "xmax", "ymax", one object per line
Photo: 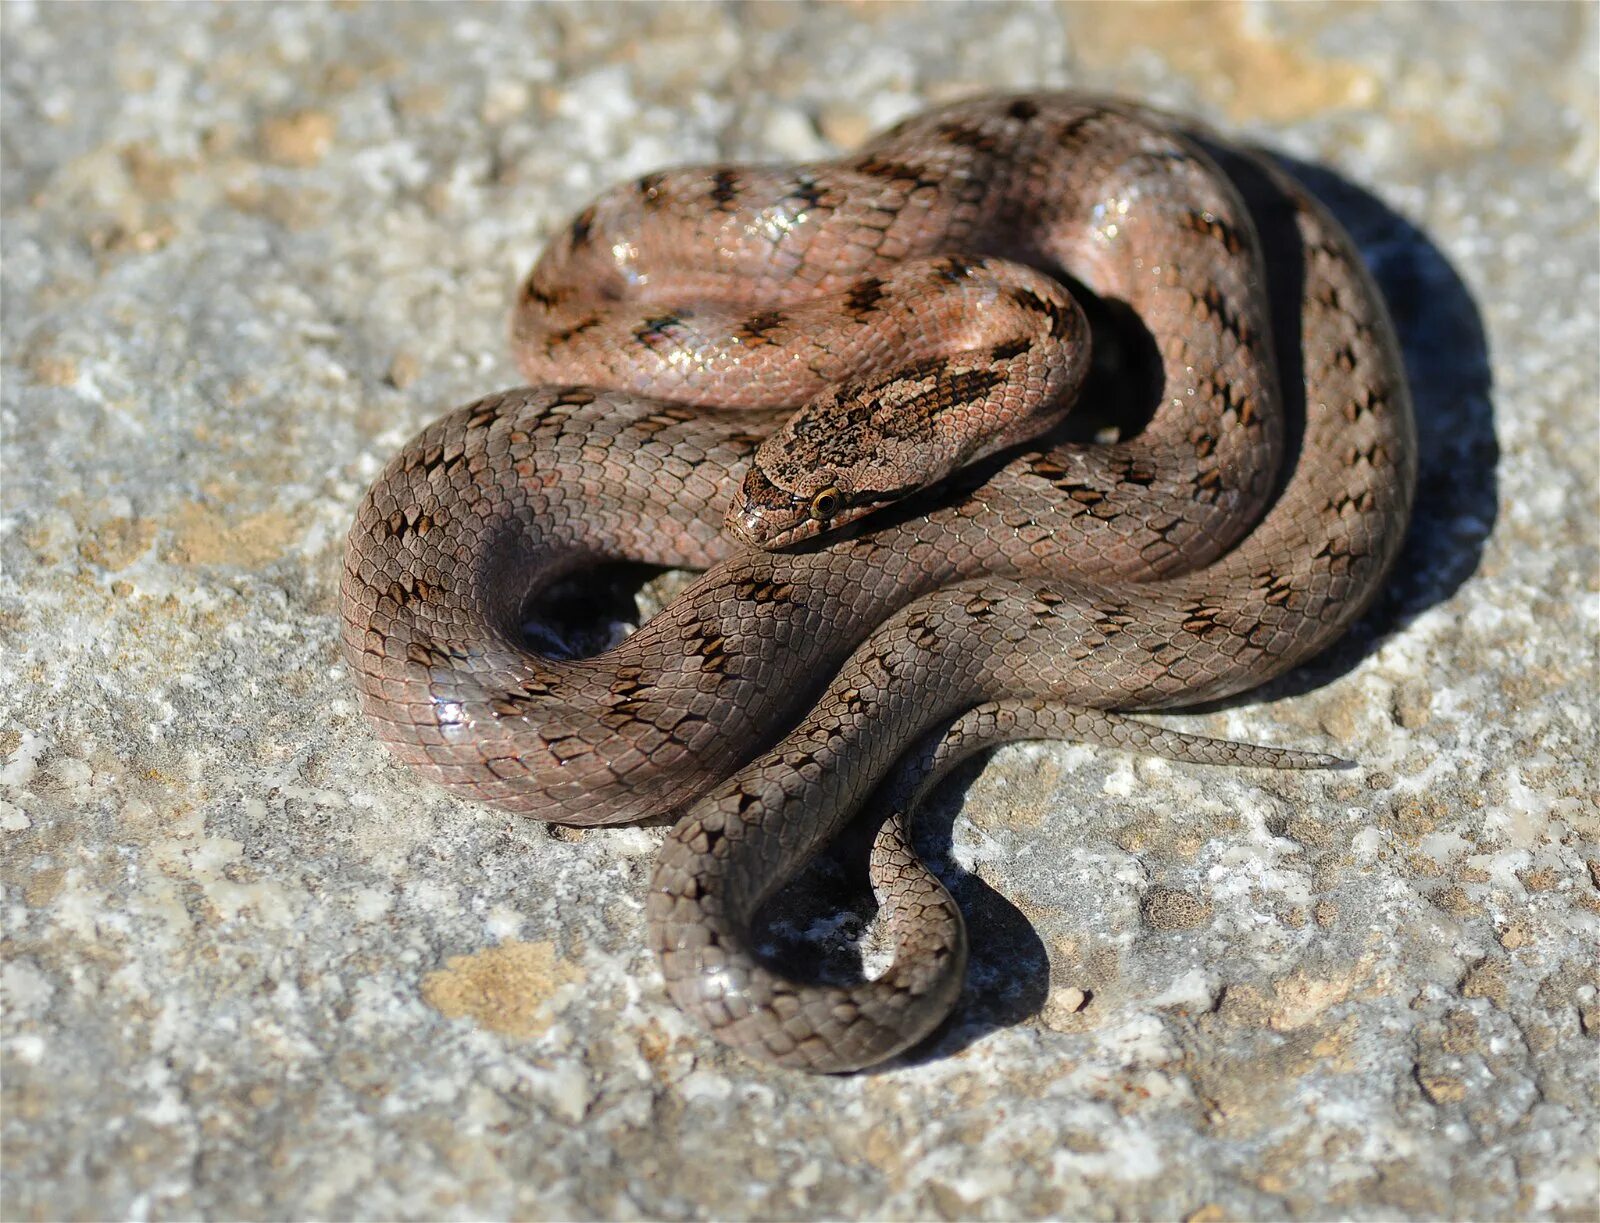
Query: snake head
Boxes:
[
  {"xmin": 724, "ymin": 372, "xmax": 996, "ymax": 550},
  {"xmin": 724, "ymin": 329, "xmax": 1090, "ymax": 550},
  {"xmin": 725, "ymin": 464, "xmax": 878, "ymax": 550},
  {"xmin": 726, "ymin": 426, "xmax": 953, "ymax": 549}
]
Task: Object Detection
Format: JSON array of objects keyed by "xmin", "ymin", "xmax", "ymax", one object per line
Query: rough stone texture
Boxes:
[{"xmin": 3, "ymin": 3, "xmax": 1596, "ymax": 1219}]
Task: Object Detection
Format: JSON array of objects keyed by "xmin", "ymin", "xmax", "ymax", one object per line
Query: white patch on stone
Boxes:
[
  {"xmin": 0, "ymin": 732, "xmax": 47, "ymax": 789},
  {"xmin": 1, "ymin": 959, "xmax": 56, "ymax": 1016}
]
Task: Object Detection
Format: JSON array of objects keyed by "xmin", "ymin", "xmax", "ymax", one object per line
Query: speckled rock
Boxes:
[{"xmin": 3, "ymin": 3, "xmax": 1596, "ymax": 1220}]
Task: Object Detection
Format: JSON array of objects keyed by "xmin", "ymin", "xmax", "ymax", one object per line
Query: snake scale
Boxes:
[{"xmin": 340, "ymin": 93, "xmax": 1416, "ymax": 1072}]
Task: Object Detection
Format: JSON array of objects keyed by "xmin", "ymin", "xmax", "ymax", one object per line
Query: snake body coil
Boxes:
[{"xmin": 340, "ymin": 94, "xmax": 1416, "ymax": 1072}]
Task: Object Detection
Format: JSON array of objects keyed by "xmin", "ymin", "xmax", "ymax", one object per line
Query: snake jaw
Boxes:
[{"xmin": 725, "ymin": 465, "xmax": 825, "ymax": 550}]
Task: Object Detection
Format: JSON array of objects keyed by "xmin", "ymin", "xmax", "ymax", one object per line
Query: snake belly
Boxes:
[{"xmin": 339, "ymin": 94, "xmax": 1417, "ymax": 1072}]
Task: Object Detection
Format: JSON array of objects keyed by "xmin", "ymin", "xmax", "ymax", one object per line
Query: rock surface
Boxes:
[{"xmin": 3, "ymin": 3, "xmax": 1596, "ymax": 1219}]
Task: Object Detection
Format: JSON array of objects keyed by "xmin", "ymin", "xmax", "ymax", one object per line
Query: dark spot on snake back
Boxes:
[
  {"xmin": 789, "ymin": 174, "xmax": 827, "ymax": 211},
  {"xmin": 737, "ymin": 311, "xmax": 787, "ymax": 344},
  {"xmin": 571, "ymin": 206, "xmax": 596, "ymax": 246},
  {"xmin": 637, "ymin": 172, "xmax": 668, "ymax": 206},
  {"xmin": 550, "ymin": 315, "xmax": 602, "ymax": 344},
  {"xmin": 711, "ymin": 169, "xmax": 741, "ymax": 211},
  {"xmin": 852, "ymin": 156, "xmax": 936, "ymax": 188},
  {"xmin": 1055, "ymin": 108, "xmax": 1109, "ymax": 149},
  {"xmin": 635, "ymin": 314, "xmax": 683, "ymax": 346},
  {"xmin": 1009, "ymin": 286, "xmax": 1077, "ymax": 341},
  {"xmin": 844, "ymin": 277, "xmax": 887, "ymax": 319},
  {"xmin": 936, "ymin": 255, "xmax": 979, "ymax": 281},
  {"xmin": 1183, "ymin": 209, "xmax": 1246, "ymax": 256}
]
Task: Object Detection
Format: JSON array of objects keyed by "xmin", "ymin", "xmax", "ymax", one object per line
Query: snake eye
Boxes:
[{"xmin": 809, "ymin": 487, "xmax": 842, "ymax": 521}]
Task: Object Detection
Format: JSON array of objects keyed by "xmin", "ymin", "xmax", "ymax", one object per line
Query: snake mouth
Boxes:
[
  {"xmin": 725, "ymin": 473, "xmax": 819, "ymax": 550},
  {"xmin": 726, "ymin": 466, "xmax": 914, "ymax": 551}
]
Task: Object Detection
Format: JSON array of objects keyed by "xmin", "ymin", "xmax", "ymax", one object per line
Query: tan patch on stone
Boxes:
[
  {"xmin": 397, "ymin": 83, "xmax": 449, "ymax": 118},
  {"xmin": 90, "ymin": 219, "xmax": 177, "ymax": 256},
  {"xmin": 1416, "ymin": 1069, "xmax": 1467, "ymax": 1105},
  {"xmin": 320, "ymin": 58, "xmax": 370, "ymax": 95},
  {"xmin": 1391, "ymin": 678, "xmax": 1433, "ymax": 729},
  {"xmin": 1519, "ymin": 866, "xmax": 1562, "ymax": 892},
  {"xmin": 1285, "ymin": 812, "xmax": 1333, "ymax": 848},
  {"xmin": 1431, "ymin": 884, "xmax": 1480, "ymax": 918},
  {"xmin": 1113, "ymin": 820, "xmax": 1152, "ymax": 853},
  {"xmin": 818, "ymin": 104, "xmax": 874, "ymax": 149},
  {"xmin": 1460, "ymin": 957, "xmax": 1510, "ymax": 1009},
  {"xmin": 1404, "ymin": 850, "xmax": 1444, "ymax": 879},
  {"xmin": 1268, "ymin": 966, "xmax": 1363, "ymax": 1032},
  {"xmin": 24, "ymin": 866, "xmax": 66, "ymax": 908},
  {"xmin": 252, "ymin": 182, "xmax": 331, "ymax": 231},
  {"xmin": 386, "ymin": 350, "xmax": 422, "ymax": 390},
  {"xmin": 1083, "ymin": 941, "xmax": 1121, "ymax": 989},
  {"xmin": 260, "ymin": 110, "xmax": 336, "ymax": 167},
  {"xmin": 1498, "ymin": 921, "xmax": 1533, "ymax": 950},
  {"xmin": 201, "ymin": 121, "xmax": 242, "ymax": 158},
  {"xmin": 968, "ymin": 755, "xmax": 1061, "ymax": 830},
  {"xmin": 164, "ymin": 502, "xmax": 298, "ymax": 568},
  {"xmin": 1311, "ymin": 1015, "xmax": 1358, "ymax": 1068},
  {"xmin": 1533, "ymin": 957, "xmax": 1599, "ymax": 1014},
  {"xmin": 420, "ymin": 940, "xmax": 583, "ymax": 1040},
  {"xmin": 28, "ymin": 354, "xmax": 79, "ymax": 387},
  {"xmin": 1317, "ymin": 696, "xmax": 1362, "ymax": 745},
  {"xmin": 1255, "ymin": 1128, "xmax": 1340, "ymax": 1196},
  {"xmin": 1072, "ymin": 5, "xmax": 1379, "ymax": 123},
  {"xmin": 916, "ymin": 1180, "xmax": 962, "ymax": 1220},
  {"xmin": 1141, "ymin": 886, "xmax": 1212, "ymax": 930},
  {"xmin": 1115, "ymin": 815, "xmax": 1205, "ymax": 857},
  {"xmin": 1228, "ymin": 966, "xmax": 1369, "ymax": 1030},
  {"xmin": 1441, "ymin": 1009, "xmax": 1482, "ymax": 1056},
  {"xmin": 1054, "ymin": 1130, "xmax": 1102, "ymax": 1156},
  {"xmin": 862, "ymin": 1118, "xmax": 909, "ymax": 1178},
  {"xmin": 80, "ymin": 517, "xmax": 156, "ymax": 572},
  {"xmin": 635, "ymin": 1018, "xmax": 675, "ymax": 1070},
  {"xmin": 120, "ymin": 142, "xmax": 190, "ymax": 201},
  {"xmin": 1388, "ymin": 794, "xmax": 1448, "ymax": 841}
]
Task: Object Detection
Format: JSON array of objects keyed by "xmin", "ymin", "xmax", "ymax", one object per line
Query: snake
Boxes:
[{"xmin": 339, "ymin": 93, "xmax": 1417, "ymax": 1073}]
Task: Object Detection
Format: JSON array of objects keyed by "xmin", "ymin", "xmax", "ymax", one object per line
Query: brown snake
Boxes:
[{"xmin": 339, "ymin": 94, "xmax": 1417, "ymax": 1072}]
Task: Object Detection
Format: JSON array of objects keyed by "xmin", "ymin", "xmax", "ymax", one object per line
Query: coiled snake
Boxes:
[{"xmin": 339, "ymin": 94, "xmax": 1416, "ymax": 1072}]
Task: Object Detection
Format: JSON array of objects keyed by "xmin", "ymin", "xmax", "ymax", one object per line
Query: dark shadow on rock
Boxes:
[
  {"xmin": 892, "ymin": 758, "xmax": 1054, "ymax": 1068},
  {"xmin": 520, "ymin": 560, "xmax": 680, "ymax": 660},
  {"xmin": 750, "ymin": 755, "xmax": 1050, "ymax": 1072}
]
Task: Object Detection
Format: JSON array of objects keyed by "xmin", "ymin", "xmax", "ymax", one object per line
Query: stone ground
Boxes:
[{"xmin": 3, "ymin": 2, "xmax": 1597, "ymax": 1220}]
